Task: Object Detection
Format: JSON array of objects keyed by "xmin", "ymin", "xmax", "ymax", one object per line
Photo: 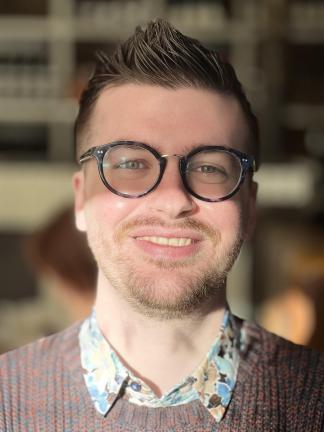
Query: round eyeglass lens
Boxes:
[
  {"xmin": 185, "ymin": 149, "xmax": 242, "ymax": 200},
  {"xmin": 102, "ymin": 145, "xmax": 160, "ymax": 196}
]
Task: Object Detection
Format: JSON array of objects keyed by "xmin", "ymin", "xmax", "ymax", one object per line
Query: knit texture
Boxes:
[{"xmin": 0, "ymin": 319, "xmax": 323, "ymax": 431}]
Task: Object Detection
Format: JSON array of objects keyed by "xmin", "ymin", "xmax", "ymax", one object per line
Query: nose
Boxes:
[{"xmin": 147, "ymin": 156, "xmax": 197, "ymax": 219}]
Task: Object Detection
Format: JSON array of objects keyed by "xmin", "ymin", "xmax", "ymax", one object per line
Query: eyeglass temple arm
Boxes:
[{"xmin": 79, "ymin": 148, "xmax": 95, "ymax": 164}]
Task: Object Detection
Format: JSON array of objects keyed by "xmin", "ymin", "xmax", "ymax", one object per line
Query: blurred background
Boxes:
[{"xmin": 0, "ymin": 0, "xmax": 323, "ymax": 353}]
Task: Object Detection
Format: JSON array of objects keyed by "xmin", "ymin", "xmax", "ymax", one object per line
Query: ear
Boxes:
[
  {"xmin": 72, "ymin": 171, "xmax": 87, "ymax": 232},
  {"xmin": 242, "ymin": 180, "xmax": 258, "ymax": 241}
]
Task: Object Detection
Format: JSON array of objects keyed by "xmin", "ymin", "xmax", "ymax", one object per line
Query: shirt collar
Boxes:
[{"xmin": 79, "ymin": 308, "xmax": 244, "ymax": 422}]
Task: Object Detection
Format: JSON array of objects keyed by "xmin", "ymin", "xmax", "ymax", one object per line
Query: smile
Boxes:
[{"xmin": 135, "ymin": 236, "xmax": 194, "ymax": 247}]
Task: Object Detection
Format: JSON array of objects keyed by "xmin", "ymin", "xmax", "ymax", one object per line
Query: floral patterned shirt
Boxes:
[{"xmin": 79, "ymin": 308, "xmax": 246, "ymax": 422}]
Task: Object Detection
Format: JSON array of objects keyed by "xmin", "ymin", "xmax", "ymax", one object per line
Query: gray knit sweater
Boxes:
[{"xmin": 0, "ymin": 320, "xmax": 323, "ymax": 431}]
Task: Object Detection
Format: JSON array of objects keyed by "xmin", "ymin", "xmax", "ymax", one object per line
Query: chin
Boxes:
[{"xmin": 118, "ymin": 266, "xmax": 226, "ymax": 319}]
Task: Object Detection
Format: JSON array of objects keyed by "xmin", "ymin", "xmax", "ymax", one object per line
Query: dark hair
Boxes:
[{"xmin": 75, "ymin": 18, "xmax": 260, "ymax": 168}]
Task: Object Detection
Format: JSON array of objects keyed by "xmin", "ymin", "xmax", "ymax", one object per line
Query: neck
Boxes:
[{"xmin": 94, "ymin": 271, "xmax": 227, "ymax": 397}]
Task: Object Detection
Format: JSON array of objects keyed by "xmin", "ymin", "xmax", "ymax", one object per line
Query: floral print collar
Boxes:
[{"xmin": 79, "ymin": 308, "xmax": 245, "ymax": 422}]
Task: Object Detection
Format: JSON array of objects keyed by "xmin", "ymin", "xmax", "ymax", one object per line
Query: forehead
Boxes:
[{"xmin": 89, "ymin": 84, "xmax": 249, "ymax": 154}]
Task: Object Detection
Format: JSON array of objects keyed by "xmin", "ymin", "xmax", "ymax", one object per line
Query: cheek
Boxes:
[
  {"xmin": 84, "ymin": 187, "xmax": 139, "ymax": 232},
  {"xmin": 201, "ymin": 200, "xmax": 243, "ymax": 237}
]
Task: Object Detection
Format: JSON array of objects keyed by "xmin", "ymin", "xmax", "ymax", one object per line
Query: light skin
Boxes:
[{"xmin": 73, "ymin": 83, "xmax": 257, "ymax": 396}]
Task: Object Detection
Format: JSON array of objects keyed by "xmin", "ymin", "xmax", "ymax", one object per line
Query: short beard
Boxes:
[
  {"xmin": 90, "ymin": 216, "xmax": 243, "ymax": 321},
  {"xmin": 124, "ymin": 266, "xmax": 228, "ymax": 320}
]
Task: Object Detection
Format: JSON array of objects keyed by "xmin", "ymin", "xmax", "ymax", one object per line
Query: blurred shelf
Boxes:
[
  {"xmin": 255, "ymin": 162, "xmax": 319, "ymax": 208},
  {"xmin": 287, "ymin": 29, "xmax": 324, "ymax": 45},
  {"xmin": 0, "ymin": 16, "xmax": 260, "ymax": 45},
  {"xmin": 0, "ymin": 162, "xmax": 75, "ymax": 230},
  {"xmin": 288, "ymin": 4, "xmax": 324, "ymax": 44},
  {"xmin": 282, "ymin": 104, "xmax": 324, "ymax": 129},
  {"xmin": 0, "ymin": 17, "xmax": 49, "ymax": 41},
  {"xmin": 0, "ymin": 98, "xmax": 77, "ymax": 124}
]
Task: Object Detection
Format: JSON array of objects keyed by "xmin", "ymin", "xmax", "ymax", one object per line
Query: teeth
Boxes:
[{"xmin": 137, "ymin": 236, "xmax": 193, "ymax": 247}]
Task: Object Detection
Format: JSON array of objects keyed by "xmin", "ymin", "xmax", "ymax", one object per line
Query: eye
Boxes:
[
  {"xmin": 195, "ymin": 165, "xmax": 226, "ymax": 175},
  {"xmin": 189, "ymin": 162, "xmax": 227, "ymax": 176},
  {"xmin": 187, "ymin": 161, "xmax": 230, "ymax": 185},
  {"xmin": 114, "ymin": 159, "xmax": 148, "ymax": 170}
]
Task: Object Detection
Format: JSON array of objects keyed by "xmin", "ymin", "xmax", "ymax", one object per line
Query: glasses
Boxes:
[{"xmin": 79, "ymin": 141, "xmax": 256, "ymax": 202}]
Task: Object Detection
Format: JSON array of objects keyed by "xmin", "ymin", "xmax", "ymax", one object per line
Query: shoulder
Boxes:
[
  {"xmin": 0, "ymin": 322, "xmax": 89, "ymax": 429},
  {"xmin": 240, "ymin": 318, "xmax": 324, "ymax": 397},
  {"xmin": 225, "ymin": 317, "xmax": 324, "ymax": 430},
  {"xmin": 0, "ymin": 322, "xmax": 82, "ymax": 385},
  {"xmin": 243, "ymin": 319, "xmax": 324, "ymax": 367}
]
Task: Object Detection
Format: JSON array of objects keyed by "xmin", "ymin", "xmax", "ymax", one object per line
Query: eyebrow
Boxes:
[
  {"xmin": 109, "ymin": 139, "xmax": 227, "ymax": 155},
  {"xmin": 143, "ymin": 141, "xmax": 225, "ymax": 155}
]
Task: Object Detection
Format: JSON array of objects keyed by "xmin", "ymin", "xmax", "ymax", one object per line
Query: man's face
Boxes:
[{"xmin": 73, "ymin": 84, "xmax": 256, "ymax": 319}]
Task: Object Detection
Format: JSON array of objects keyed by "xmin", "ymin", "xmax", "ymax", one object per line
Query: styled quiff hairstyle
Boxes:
[{"xmin": 75, "ymin": 18, "xmax": 259, "ymax": 167}]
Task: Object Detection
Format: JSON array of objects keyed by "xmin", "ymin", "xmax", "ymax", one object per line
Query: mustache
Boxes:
[{"xmin": 113, "ymin": 216, "xmax": 220, "ymax": 244}]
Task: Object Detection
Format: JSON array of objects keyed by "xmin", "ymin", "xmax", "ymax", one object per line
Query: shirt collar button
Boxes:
[{"xmin": 130, "ymin": 382, "xmax": 142, "ymax": 392}]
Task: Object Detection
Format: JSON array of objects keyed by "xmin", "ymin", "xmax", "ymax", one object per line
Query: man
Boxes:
[{"xmin": 0, "ymin": 19, "xmax": 323, "ymax": 431}]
